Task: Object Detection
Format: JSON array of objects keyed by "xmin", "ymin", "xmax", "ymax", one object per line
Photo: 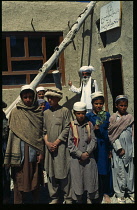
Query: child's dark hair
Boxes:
[
  {"xmin": 20, "ymin": 89, "xmax": 34, "ymax": 98},
  {"xmin": 92, "ymin": 96, "xmax": 105, "ymax": 104},
  {"xmin": 73, "ymin": 110, "xmax": 86, "ymax": 114},
  {"xmin": 115, "ymin": 98, "xmax": 128, "ymax": 105}
]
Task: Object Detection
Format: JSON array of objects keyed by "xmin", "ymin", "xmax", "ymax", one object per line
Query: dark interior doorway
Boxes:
[{"xmin": 102, "ymin": 55, "xmax": 124, "ymax": 112}]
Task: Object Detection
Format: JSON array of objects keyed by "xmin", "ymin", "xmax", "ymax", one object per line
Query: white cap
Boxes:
[
  {"xmin": 73, "ymin": 102, "xmax": 87, "ymax": 111},
  {"xmin": 20, "ymin": 85, "xmax": 35, "ymax": 93},
  {"xmin": 91, "ymin": 91, "xmax": 104, "ymax": 100},
  {"xmin": 36, "ymin": 86, "xmax": 45, "ymax": 92}
]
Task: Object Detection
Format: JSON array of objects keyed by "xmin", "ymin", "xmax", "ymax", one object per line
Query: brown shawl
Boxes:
[
  {"xmin": 4, "ymin": 100, "xmax": 44, "ymax": 166},
  {"xmin": 108, "ymin": 112, "xmax": 134, "ymax": 143}
]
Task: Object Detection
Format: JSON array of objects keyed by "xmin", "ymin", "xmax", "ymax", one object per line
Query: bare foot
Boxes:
[{"xmin": 103, "ymin": 194, "xmax": 111, "ymax": 203}]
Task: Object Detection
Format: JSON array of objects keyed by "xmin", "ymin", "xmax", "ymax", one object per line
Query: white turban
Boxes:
[
  {"xmin": 91, "ymin": 91, "xmax": 104, "ymax": 100},
  {"xmin": 73, "ymin": 102, "xmax": 87, "ymax": 111},
  {"xmin": 79, "ymin": 65, "xmax": 95, "ymax": 77}
]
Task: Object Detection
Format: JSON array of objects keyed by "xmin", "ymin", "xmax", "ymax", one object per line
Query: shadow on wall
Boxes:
[
  {"xmin": 62, "ymin": 94, "xmax": 81, "ymax": 120},
  {"xmin": 107, "ymin": 27, "xmax": 121, "ymax": 44},
  {"xmin": 81, "ymin": 12, "xmax": 93, "ymax": 67}
]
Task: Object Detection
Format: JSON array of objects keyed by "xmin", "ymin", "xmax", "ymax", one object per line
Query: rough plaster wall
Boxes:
[
  {"xmin": 63, "ymin": 14, "xmax": 95, "ymax": 111},
  {"xmin": 2, "ymin": 1, "xmax": 88, "ymax": 32},
  {"xmin": 2, "ymin": 1, "xmax": 88, "ymax": 110},
  {"xmin": 90, "ymin": 1, "xmax": 133, "ymax": 115}
]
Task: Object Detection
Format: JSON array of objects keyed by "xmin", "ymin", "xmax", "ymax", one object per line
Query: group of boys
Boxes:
[{"xmin": 3, "ymin": 66, "xmax": 134, "ymax": 204}]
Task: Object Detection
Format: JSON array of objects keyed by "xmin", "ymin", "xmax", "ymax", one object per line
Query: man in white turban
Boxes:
[{"xmin": 68, "ymin": 66, "xmax": 98, "ymax": 113}]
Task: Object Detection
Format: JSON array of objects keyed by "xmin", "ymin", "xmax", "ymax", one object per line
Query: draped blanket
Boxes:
[
  {"xmin": 4, "ymin": 100, "xmax": 44, "ymax": 166},
  {"xmin": 108, "ymin": 112, "xmax": 134, "ymax": 143}
]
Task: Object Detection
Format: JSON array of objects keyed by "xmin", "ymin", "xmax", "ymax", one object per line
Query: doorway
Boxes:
[{"xmin": 101, "ymin": 55, "xmax": 124, "ymax": 113}]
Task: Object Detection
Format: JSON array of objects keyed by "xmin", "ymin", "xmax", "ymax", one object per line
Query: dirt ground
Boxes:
[{"xmin": 7, "ymin": 185, "xmax": 134, "ymax": 204}]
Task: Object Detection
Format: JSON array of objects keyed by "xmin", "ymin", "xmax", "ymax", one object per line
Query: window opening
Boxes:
[
  {"xmin": 2, "ymin": 38, "xmax": 8, "ymax": 71},
  {"xmin": 2, "ymin": 32, "xmax": 65, "ymax": 88},
  {"xmin": 10, "ymin": 36, "xmax": 25, "ymax": 57}
]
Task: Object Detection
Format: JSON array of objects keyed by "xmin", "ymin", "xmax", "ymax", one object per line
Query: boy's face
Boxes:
[
  {"xmin": 47, "ymin": 96, "xmax": 60, "ymax": 107},
  {"xmin": 74, "ymin": 111, "xmax": 86, "ymax": 124},
  {"xmin": 92, "ymin": 99, "xmax": 104, "ymax": 114},
  {"xmin": 37, "ymin": 91, "xmax": 45, "ymax": 99},
  {"xmin": 115, "ymin": 100, "xmax": 128, "ymax": 115},
  {"xmin": 21, "ymin": 92, "xmax": 34, "ymax": 107}
]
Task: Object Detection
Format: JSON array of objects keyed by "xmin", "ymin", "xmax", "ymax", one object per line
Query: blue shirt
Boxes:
[
  {"xmin": 44, "ymin": 101, "xmax": 51, "ymax": 111},
  {"xmin": 86, "ymin": 111, "xmax": 111, "ymax": 175}
]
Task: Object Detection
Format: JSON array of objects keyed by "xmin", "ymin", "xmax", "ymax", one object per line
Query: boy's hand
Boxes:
[
  {"xmin": 37, "ymin": 153, "xmax": 44, "ymax": 163},
  {"xmin": 53, "ymin": 139, "xmax": 61, "ymax": 146},
  {"xmin": 68, "ymin": 81, "xmax": 72, "ymax": 86},
  {"xmin": 81, "ymin": 152, "xmax": 89, "ymax": 161},
  {"xmin": 117, "ymin": 148, "xmax": 125, "ymax": 156},
  {"xmin": 108, "ymin": 151, "xmax": 112, "ymax": 158},
  {"xmin": 47, "ymin": 142, "xmax": 57, "ymax": 152},
  {"xmin": 94, "ymin": 124, "xmax": 100, "ymax": 130}
]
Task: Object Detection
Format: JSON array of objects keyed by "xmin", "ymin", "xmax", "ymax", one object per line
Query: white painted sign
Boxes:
[{"xmin": 100, "ymin": 1, "xmax": 122, "ymax": 33}]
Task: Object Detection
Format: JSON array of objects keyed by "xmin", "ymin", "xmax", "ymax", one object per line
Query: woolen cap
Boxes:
[
  {"xmin": 73, "ymin": 102, "xmax": 87, "ymax": 111},
  {"xmin": 45, "ymin": 87, "xmax": 63, "ymax": 99},
  {"xmin": 115, "ymin": 95, "xmax": 128, "ymax": 102}
]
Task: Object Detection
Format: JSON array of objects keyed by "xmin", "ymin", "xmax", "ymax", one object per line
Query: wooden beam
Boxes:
[{"xmin": 5, "ymin": 1, "xmax": 96, "ymax": 118}]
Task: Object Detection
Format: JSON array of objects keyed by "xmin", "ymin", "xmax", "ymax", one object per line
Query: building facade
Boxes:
[{"xmin": 2, "ymin": 1, "xmax": 133, "ymax": 115}]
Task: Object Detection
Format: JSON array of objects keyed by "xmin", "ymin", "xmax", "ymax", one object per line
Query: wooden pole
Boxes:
[{"xmin": 5, "ymin": 1, "xmax": 96, "ymax": 118}]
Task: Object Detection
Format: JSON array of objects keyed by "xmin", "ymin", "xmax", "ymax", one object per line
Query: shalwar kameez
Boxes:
[
  {"xmin": 43, "ymin": 104, "xmax": 72, "ymax": 203},
  {"xmin": 108, "ymin": 111, "xmax": 134, "ymax": 200},
  {"xmin": 68, "ymin": 118, "xmax": 99, "ymax": 202},
  {"xmin": 69, "ymin": 66, "xmax": 98, "ymax": 113},
  {"xmin": 4, "ymin": 85, "xmax": 44, "ymax": 204},
  {"xmin": 86, "ymin": 111, "xmax": 113, "ymax": 197}
]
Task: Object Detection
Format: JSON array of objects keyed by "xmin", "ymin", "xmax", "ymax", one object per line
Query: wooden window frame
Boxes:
[{"xmin": 2, "ymin": 32, "xmax": 65, "ymax": 89}]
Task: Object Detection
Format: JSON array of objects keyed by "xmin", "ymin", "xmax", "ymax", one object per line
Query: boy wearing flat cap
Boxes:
[
  {"xmin": 43, "ymin": 87, "xmax": 72, "ymax": 204},
  {"xmin": 68, "ymin": 102, "xmax": 99, "ymax": 204}
]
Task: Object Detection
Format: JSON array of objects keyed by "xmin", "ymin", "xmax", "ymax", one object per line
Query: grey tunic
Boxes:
[
  {"xmin": 43, "ymin": 105, "xmax": 71, "ymax": 179},
  {"xmin": 111, "ymin": 114, "xmax": 134, "ymax": 197},
  {"xmin": 68, "ymin": 119, "xmax": 98, "ymax": 197}
]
